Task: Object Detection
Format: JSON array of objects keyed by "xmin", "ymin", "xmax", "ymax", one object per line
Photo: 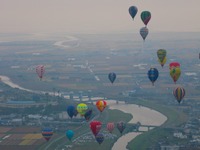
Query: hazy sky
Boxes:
[{"xmin": 1, "ymin": 0, "xmax": 200, "ymax": 34}]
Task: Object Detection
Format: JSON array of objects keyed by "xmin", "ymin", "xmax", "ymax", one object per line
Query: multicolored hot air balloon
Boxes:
[
  {"xmin": 108, "ymin": 72, "xmax": 116, "ymax": 84},
  {"xmin": 42, "ymin": 127, "xmax": 53, "ymax": 142},
  {"xmin": 170, "ymin": 67, "xmax": 181, "ymax": 84},
  {"xmin": 169, "ymin": 62, "xmax": 180, "ymax": 70},
  {"xmin": 95, "ymin": 133, "xmax": 104, "ymax": 145},
  {"xmin": 141, "ymin": 11, "xmax": 151, "ymax": 26},
  {"xmin": 147, "ymin": 68, "xmax": 159, "ymax": 85},
  {"xmin": 77, "ymin": 103, "xmax": 88, "ymax": 116},
  {"xmin": 67, "ymin": 105, "xmax": 76, "ymax": 119},
  {"xmin": 117, "ymin": 121, "xmax": 126, "ymax": 134},
  {"xmin": 173, "ymin": 87, "xmax": 185, "ymax": 103},
  {"xmin": 157, "ymin": 49, "xmax": 167, "ymax": 67},
  {"xmin": 129, "ymin": 6, "xmax": 138, "ymax": 20},
  {"xmin": 66, "ymin": 130, "xmax": 74, "ymax": 141},
  {"xmin": 90, "ymin": 120, "xmax": 102, "ymax": 136},
  {"xmin": 140, "ymin": 27, "xmax": 149, "ymax": 41},
  {"xmin": 84, "ymin": 109, "xmax": 93, "ymax": 121},
  {"xmin": 36, "ymin": 65, "xmax": 45, "ymax": 80},
  {"xmin": 107, "ymin": 122, "xmax": 115, "ymax": 133},
  {"xmin": 96, "ymin": 100, "xmax": 107, "ymax": 113}
]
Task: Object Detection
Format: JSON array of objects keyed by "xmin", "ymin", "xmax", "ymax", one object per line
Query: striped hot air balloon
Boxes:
[
  {"xmin": 173, "ymin": 87, "xmax": 185, "ymax": 103},
  {"xmin": 42, "ymin": 127, "xmax": 53, "ymax": 141},
  {"xmin": 107, "ymin": 122, "xmax": 115, "ymax": 133},
  {"xmin": 96, "ymin": 100, "xmax": 107, "ymax": 113}
]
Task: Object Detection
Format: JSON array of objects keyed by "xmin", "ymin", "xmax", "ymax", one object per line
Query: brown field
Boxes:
[{"xmin": 0, "ymin": 127, "xmax": 46, "ymax": 150}]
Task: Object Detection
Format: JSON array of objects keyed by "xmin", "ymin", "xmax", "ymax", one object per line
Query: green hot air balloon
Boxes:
[{"xmin": 141, "ymin": 11, "xmax": 151, "ymax": 26}]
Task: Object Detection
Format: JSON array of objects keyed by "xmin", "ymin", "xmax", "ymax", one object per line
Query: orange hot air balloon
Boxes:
[{"xmin": 96, "ymin": 100, "xmax": 107, "ymax": 112}]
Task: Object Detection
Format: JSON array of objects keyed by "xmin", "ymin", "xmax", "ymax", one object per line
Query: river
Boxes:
[{"xmin": 0, "ymin": 75, "xmax": 167, "ymax": 150}]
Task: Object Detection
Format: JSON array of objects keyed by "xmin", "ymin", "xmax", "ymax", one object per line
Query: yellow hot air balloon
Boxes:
[
  {"xmin": 77, "ymin": 103, "xmax": 88, "ymax": 116},
  {"xmin": 170, "ymin": 67, "xmax": 181, "ymax": 84},
  {"xmin": 157, "ymin": 49, "xmax": 167, "ymax": 67},
  {"xmin": 158, "ymin": 56, "xmax": 167, "ymax": 68}
]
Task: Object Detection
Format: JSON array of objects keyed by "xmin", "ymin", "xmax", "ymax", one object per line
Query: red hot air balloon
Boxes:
[
  {"xmin": 169, "ymin": 62, "xmax": 180, "ymax": 70},
  {"xmin": 107, "ymin": 122, "xmax": 115, "ymax": 133},
  {"xmin": 36, "ymin": 65, "xmax": 45, "ymax": 80},
  {"xmin": 90, "ymin": 120, "xmax": 102, "ymax": 136},
  {"xmin": 173, "ymin": 87, "xmax": 185, "ymax": 103},
  {"xmin": 96, "ymin": 100, "xmax": 107, "ymax": 113}
]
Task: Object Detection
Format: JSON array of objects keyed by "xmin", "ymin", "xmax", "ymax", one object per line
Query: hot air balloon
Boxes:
[
  {"xmin": 158, "ymin": 57, "xmax": 167, "ymax": 68},
  {"xmin": 107, "ymin": 122, "xmax": 115, "ymax": 133},
  {"xmin": 170, "ymin": 67, "xmax": 181, "ymax": 84},
  {"xmin": 67, "ymin": 105, "xmax": 76, "ymax": 119},
  {"xmin": 157, "ymin": 49, "xmax": 167, "ymax": 67},
  {"xmin": 96, "ymin": 100, "xmax": 107, "ymax": 113},
  {"xmin": 169, "ymin": 62, "xmax": 180, "ymax": 70},
  {"xmin": 84, "ymin": 109, "xmax": 93, "ymax": 121},
  {"xmin": 141, "ymin": 11, "xmax": 151, "ymax": 26},
  {"xmin": 129, "ymin": 6, "xmax": 138, "ymax": 20},
  {"xmin": 77, "ymin": 103, "xmax": 88, "ymax": 116},
  {"xmin": 36, "ymin": 65, "xmax": 45, "ymax": 80},
  {"xmin": 173, "ymin": 87, "xmax": 185, "ymax": 103},
  {"xmin": 95, "ymin": 133, "xmax": 104, "ymax": 145},
  {"xmin": 90, "ymin": 120, "xmax": 102, "ymax": 136},
  {"xmin": 66, "ymin": 130, "xmax": 74, "ymax": 141},
  {"xmin": 117, "ymin": 121, "xmax": 126, "ymax": 134},
  {"xmin": 140, "ymin": 27, "xmax": 149, "ymax": 41},
  {"xmin": 108, "ymin": 72, "xmax": 116, "ymax": 84},
  {"xmin": 42, "ymin": 127, "xmax": 53, "ymax": 142},
  {"xmin": 147, "ymin": 68, "xmax": 159, "ymax": 85}
]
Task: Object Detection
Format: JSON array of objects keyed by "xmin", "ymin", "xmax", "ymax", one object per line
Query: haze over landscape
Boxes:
[{"xmin": 0, "ymin": 1, "xmax": 200, "ymax": 150}]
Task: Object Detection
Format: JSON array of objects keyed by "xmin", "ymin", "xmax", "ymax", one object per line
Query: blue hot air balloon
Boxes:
[
  {"xmin": 108, "ymin": 72, "xmax": 116, "ymax": 84},
  {"xmin": 95, "ymin": 133, "xmax": 104, "ymax": 145},
  {"xmin": 147, "ymin": 68, "xmax": 159, "ymax": 86},
  {"xmin": 67, "ymin": 105, "xmax": 76, "ymax": 119},
  {"xmin": 66, "ymin": 130, "xmax": 74, "ymax": 141},
  {"xmin": 84, "ymin": 109, "xmax": 93, "ymax": 121},
  {"xmin": 129, "ymin": 6, "xmax": 138, "ymax": 20}
]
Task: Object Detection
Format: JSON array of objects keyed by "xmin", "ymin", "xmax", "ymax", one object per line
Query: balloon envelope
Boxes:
[
  {"xmin": 42, "ymin": 128, "xmax": 53, "ymax": 141},
  {"xmin": 95, "ymin": 133, "xmax": 104, "ymax": 145},
  {"xmin": 157, "ymin": 49, "xmax": 167, "ymax": 63},
  {"xmin": 77, "ymin": 103, "xmax": 88, "ymax": 116},
  {"xmin": 108, "ymin": 72, "xmax": 116, "ymax": 84},
  {"xmin": 36, "ymin": 65, "xmax": 45, "ymax": 80},
  {"xmin": 107, "ymin": 122, "xmax": 115, "ymax": 133},
  {"xmin": 170, "ymin": 67, "xmax": 181, "ymax": 83},
  {"xmin": 67, "ymin": 105, "xmax": 76, "ymax": 119},
  {"xmin": 117, "ymin": 121, "xmax": 126, "ymax": 134},
  {"xmin": 140, "ymin": 27, "xmax": 149, "ymax": 41},
  {"xmin": 141, "ymin": 11, "xmax": 151, "ymax": 26},
  {"xmin": 169, "ymin": 62, "xmax": 180, "ymax": 70},
  {"xmin": 129, "ymin": 6, "xmax": 138, "ymax": 20},
  {"xmin": 66, "ymin": 130, "xmax": 74, "ymax": 141},
  {"xmin": 84, "ymin": 109, "xmax": 93, "ymax": 121},
  {"xmin": 173, "ymin": 87, "xmax": 185, "ymax": 103},
  {"xmin": 90, "ymin": 120, "xmax": 102, "ymax": 136},
  {"xmin": 158, "ymin": 57, "xmax": 167, "ymax": 67},
  {"xmin": 147, "ymin": 68, "xmax": 159, "ymax": 85},
  {"xmin": 96, "ymin": 100, "xmax": 107, "ymax": 112}
]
